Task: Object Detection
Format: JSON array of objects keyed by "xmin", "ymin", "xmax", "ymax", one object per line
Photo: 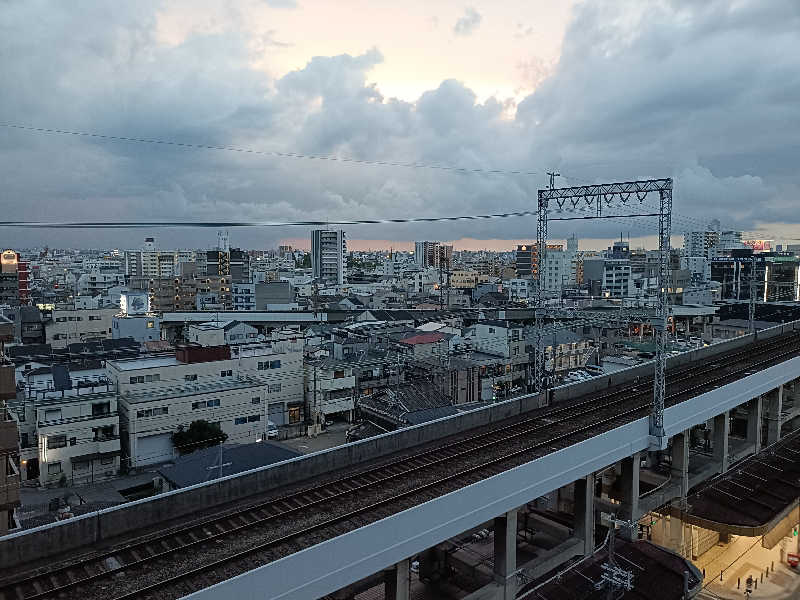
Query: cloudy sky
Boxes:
[{"xmin": 1, "ymin": 0, "xmax": 798, "ymax": 251}]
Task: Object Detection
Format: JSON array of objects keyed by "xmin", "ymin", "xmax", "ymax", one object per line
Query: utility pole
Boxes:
[{"xmin": 748, "ymin": 255, "xmax": 757, "ymax": 334}]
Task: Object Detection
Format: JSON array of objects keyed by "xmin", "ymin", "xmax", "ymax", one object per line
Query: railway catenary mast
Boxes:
[{"xmin": 535, "ymin": 178, "xmax": 673, "ymax": 448}]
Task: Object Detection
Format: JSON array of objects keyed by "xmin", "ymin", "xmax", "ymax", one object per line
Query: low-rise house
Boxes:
[
  {"xmin": 304, "ymin": 358, "xmax": 357, "ymax": 423},
  {"xmin": 186, "ymin": 320, "xmax": 259, "ymax": 347},
  {"xmin": 358, "ymin": 382, "xmax": 459, "ymax": 431},
  {"xmin": 156, "ymin": 442, "xmax": 300, "ymax": 491}
]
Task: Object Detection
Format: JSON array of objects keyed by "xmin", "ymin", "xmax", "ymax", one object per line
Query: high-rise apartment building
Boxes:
[
  {"xmin": 684, "ymin": 230, "xmax": 720, "ymax": 259},
  {"xmin": 207, "ymin": 248, "xmax": 250, "ymax": 284},
  {"xmin": 312, "ymin": 230, "xmax": 347, "ymax": 285},
  {"xmin": 414, "ymin": 241, "xmax": 453, "ymax": 269},
  {"xmin": 0, "ymin": 250, "xmax": 28, "ymax": 306},
  {"xmin": 124, "ymin": 238, "xmax": 197, "ymax": 278},
  {"xmin": 515, "ymin": 244, "xmax": 535, "ymax": 278}
]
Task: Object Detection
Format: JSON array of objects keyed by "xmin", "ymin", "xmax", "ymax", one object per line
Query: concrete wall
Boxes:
[
  {"xmin": 2, "ymin": 320, "xmax": 798, "ymax": 568},
  {"xmin": 0, "ymin": 392, "xmax": 544, "ymax": 568}
]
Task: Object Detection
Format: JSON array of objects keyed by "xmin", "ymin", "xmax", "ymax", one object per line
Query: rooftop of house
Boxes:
[
  {"xmin": 157, "ymin": 442, "xmax": 302, "ymax": 489},
  {"xmin": 398, "ymin": 332, "xmax": 448, "ymax": 346}
]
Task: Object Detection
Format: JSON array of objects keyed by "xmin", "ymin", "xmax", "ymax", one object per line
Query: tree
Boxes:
[{"xmin": 172, "ymin": 420, "xmax": 228, "ymax": 455}]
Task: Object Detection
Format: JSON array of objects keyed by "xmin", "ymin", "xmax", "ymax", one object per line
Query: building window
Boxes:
[
  {"xmin": 220, "ymin": 370, "xmax": 233, "ymax": 377},
  {"xmin": 234, "ymin": 416, "xmax": 247, "ymax": 425},
  {"xmin": 146, "ymin": 321, "xmax": 154, "ymax": 329},
  {"xmin": 270, "ymin": 360, "xmax": 281, "ymax": 369},
  {"xmin": 92, "ymin": 402, "xmax": 111, "ymax": 416},
  {"xmin": 129, "ymin": 375, "xmax": 145, "ymax": 384},
  {"xmin": 247, "ymin": 414, "xmax": 260, "ymax": 422},
  {"xmin": 48, "ymin": 462, "xmax": 62, "ymax": 475},
  {"xmin": 100, "ymin": 456, "xmax": 115, "ymax": 465},
  {"xmin": 184, "ymin": 374, "xmax": 198, "ymax": 381},
  {"xmin": 288, "ymin": 406, "xmax": 301, "ymax": 424},
  {"xmin": 47, "ymin": 435, "xmax": 67, "ymax": 449},
  {"xmin": 207, "ymin": 399, "xmax": 220, "ymax": 407},
  {"xmin": 251, "ymin": 397, "xmax": 260, "ymax": 404},
  {"xmin": 44, "ymin": 408, "xmax": 62, "ymax": 421},
  {"xmin": 89, "ymin": 315, "xmax": 101, "ymax": 321},
  {"xmin": 333, "ymin": 370, "xmax": 345, "ymax": 379},
  {"xmin": 192, "ymin": 400, "xmax": 207, "ymax": 410},
  {"xmin": 136, "ymin": 406, "xmax": 169, "ymax": 418},
  {"xmin": 268, "ymin": 383, "xmax": 282, "ymax": 393}
]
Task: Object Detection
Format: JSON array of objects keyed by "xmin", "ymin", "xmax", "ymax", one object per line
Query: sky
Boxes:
[{"xmin": 0, "ymin": 0, "xmax": 799, "ymax": 251}]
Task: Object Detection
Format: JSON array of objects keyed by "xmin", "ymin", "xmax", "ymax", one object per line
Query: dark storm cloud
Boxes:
[{"xmin": 0, "ymin": 0, "xmax": 798, "ymax": 249}]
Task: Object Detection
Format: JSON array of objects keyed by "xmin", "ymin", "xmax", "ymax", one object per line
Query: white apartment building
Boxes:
[
  {"xmin": 540, "ymin": 244, "xmax": 577, "ymax": 292},
  {"xmin": 505, "ymin": 279, "xmax": 531, "ymax": 300},
  {"xmin": 45, "ymin": 307, "xmax": 117, "ymax": 349},
  {"xmin": 467, "ymin": 321, "xmax": 525, "ymax": 359},
  {"xmin": 14, "ymin": 366, "xmax": 120, "ymax": 487},
  {"xmin": 684, "ymin": 230, "xmax": 721, "ymax": 259},
  {"xmin": 311, "ymin": 229, "xmax": 347, "ymax": 285},
  {"xmin": 186, "ymin": 321, "xmax": 259, "ymax": 347},
  {"xmin": 76, "ymin": 271, "xmax": 126, "ymax": 297},
  {"xmin": 125, "ymin": 238, "xmax": 197, "ymax": 278},
  {"xmin": 602, "ymin": 260, "xmax": 633, "ymax": 298},
  {"xmin": 111, "ymin": 343, "xmax": 304, "ymax": 467},
  {"xmin": 408, "ymin": 268, "xmax": 440, "ymax": 294}
]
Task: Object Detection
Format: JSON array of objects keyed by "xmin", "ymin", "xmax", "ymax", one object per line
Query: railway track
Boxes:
[{"xmin": 3, "ymin": 332, "xmax": 799, "ymax": 600}]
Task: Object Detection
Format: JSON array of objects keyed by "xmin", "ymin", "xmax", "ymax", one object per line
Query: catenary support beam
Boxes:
[
  {"xmin": 713, "ymin": 411, "xmax": 730, "ymax": 473},
  {"xmin": 574, "ymin": 475, "xmax": 595, "ymax": 555}
]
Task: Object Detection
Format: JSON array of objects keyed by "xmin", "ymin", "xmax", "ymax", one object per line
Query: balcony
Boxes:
[
  {"xmin": 316, "ymin": 375, "xmax": 356, "ymax": 392},
  {"xmin": 38, "ymin": 411, "xmax": 118, "ymax": 428}
]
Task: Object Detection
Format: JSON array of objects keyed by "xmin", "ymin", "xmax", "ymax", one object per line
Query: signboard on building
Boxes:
[
  {"xmin": 744, "ymin": 240, "xmax": 772, "ymax": 251},
  {"xmin": 1, "ymin": 250, "xmax": 18, "ymax": 273},
  {"xmin": 120, "ymin": 291, "xmax": 150, "ymax": 315}
]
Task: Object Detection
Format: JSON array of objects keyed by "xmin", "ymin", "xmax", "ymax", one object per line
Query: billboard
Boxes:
[
  {"xmin": 1, "ymin": 250, "xmax": 18, "ymax": 273},
  {"xmin": 744, "ymin": 240, "xmax": 772, "ymax": 251},
  {"xmin": 120, "ymin": 291, "xmax": 150, "ymax": 315}
]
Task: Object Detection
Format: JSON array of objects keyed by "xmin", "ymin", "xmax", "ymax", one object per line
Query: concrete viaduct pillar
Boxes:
[
  {"xmin": 670, "ymin": 430, "xmax": 690, "ymax": 558},
  {"xmin": 746, "ymin": 395, "xmax": 763, "ymax": 453},
  {"xmin": 493, "ymin": 509, "xmax": 518, "ymax": 600},
  {"xmin": 619, "ymin": 453, "xmax": 640, "ymax": 541},
  {"xmin": 574, "ymin": 474, "xmax": 595, "ymax": 556},
  {"xmin": 713, "ymin": 411, "xmax": 729, "ymax": 473},
  {"xmin": 671, "ymin": 430, "xmax": 689, "ymax": 500},
  {"xmin": 383, "ymin": 558, "xmax": 410, "ymax": 600},
  {"xmin": 767, "ymin": 385, "xmax": 783, "ymax": 445}
]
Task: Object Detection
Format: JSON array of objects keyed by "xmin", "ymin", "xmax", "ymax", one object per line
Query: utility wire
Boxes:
[{"xmin": 0, "ymin": 122, "xmax": 540, "ymax": 177}]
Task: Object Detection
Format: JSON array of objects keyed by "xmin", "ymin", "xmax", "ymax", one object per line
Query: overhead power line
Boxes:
[
  {"xmin": 0, "ymin": 122, "xmax": 540, "ymax": 178},
  {"xmin": 0, "ymin": 211, "xmax": 539, "ymax": 229}
]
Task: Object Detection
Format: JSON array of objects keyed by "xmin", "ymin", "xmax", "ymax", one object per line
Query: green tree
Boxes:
[{"xmin": 172, "ymin": 420, "xmax": 228, "ymax": 455}]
